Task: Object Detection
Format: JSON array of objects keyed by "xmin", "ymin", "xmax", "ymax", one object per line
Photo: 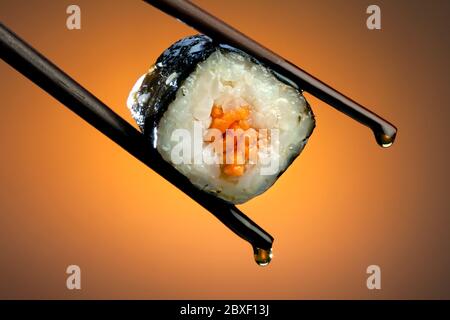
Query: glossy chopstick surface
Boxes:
[
  {"xmin": 0, "ymin": 22, "xmax": 274, "ymax": 251},
  {"xmin": 144, "ymin": 0, "xmax": 397, "ymax": 147}
]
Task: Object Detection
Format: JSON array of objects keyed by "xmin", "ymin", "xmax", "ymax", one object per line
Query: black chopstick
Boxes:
[
  {"xmin": 144, "ymin": 0, "xmax": 397, "ymax": 147},
  {"xmin": 0, "ymin": 22, "xmax": 273, "ymax": 252}
]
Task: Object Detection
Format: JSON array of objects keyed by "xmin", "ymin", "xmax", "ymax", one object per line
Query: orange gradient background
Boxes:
[{"xmin": 0, "ymin": 0, "xmax": 449, "ymax": 299}]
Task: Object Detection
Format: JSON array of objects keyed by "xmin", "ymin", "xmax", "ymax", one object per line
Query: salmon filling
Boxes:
[{"xmin": 208, "ymin": 105, "xmax": 258, "ymax": 177}]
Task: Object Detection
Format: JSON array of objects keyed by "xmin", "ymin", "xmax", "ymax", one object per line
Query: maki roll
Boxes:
[{"xmin": 127, "ymin": 35, "xmax": 315, "ymax": 204}]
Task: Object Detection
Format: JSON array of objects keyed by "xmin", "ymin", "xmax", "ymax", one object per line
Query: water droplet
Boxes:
[
  {"xmin": 381, "ymin": 141, "xmax": 393, "ymax": 148},
  {"xmin": 374, "ymin": 129, "xmax": 396, "ymax": 148},
  {"xmin": 253, "ymin": 246, "xmax": 273, "ymax": 266}
]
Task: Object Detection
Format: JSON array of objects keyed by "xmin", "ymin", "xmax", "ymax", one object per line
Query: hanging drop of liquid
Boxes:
[
  {"xmin": 374, "ymin": 127, "xmax": 397, "ymax": 148},
  {"xmin": 253, "ymin": 246, "xmax": 273, "ymax": 266}
]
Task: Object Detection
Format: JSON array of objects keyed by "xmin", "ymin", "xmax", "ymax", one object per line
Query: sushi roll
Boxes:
[{"xmin": 127, "ymin": 35, "xmax": 315, "ymax": 204}]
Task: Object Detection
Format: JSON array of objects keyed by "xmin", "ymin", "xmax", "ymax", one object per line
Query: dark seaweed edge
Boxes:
[{"xmin": 138, "ymin": 35, "xmax": 216, "ymax": 144}]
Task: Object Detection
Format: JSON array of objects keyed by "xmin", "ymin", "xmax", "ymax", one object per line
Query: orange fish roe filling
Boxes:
[{"xmin": 209, "ymin": 105, "xmax": 257, "ymax": 177}]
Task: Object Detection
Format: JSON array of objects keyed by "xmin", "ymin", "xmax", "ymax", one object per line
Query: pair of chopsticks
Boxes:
[{"xmin": 0, "ymin": 0, "xmax": 396, "ymax": 255}]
